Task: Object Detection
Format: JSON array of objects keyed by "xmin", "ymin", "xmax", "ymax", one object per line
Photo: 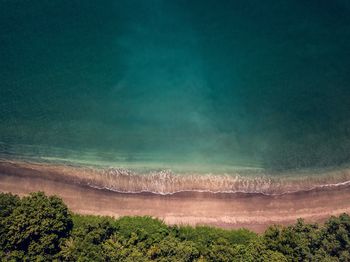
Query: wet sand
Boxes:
[{"xmin": 1, "ymin": 160, "xmax": 350, "ymax": 232}]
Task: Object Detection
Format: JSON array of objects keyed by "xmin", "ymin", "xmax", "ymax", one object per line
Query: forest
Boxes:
[{"xmin": 1, "ymin": 192, "xmax": 350, "ymax": 261}]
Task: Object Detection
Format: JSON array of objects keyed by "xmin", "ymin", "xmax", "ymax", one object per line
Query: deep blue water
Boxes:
[{"xmin": 1, "ymin": 0, "xmax": 350, "ymax": 171}]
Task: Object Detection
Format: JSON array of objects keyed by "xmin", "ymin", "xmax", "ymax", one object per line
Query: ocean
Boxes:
[{"xmin": 1, "ymin": 0, "xmax": 350, "ymax": 188}]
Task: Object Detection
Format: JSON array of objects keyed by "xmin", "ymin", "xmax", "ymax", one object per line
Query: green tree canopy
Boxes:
[{"xmin": 1, "ymin": 192, "xmax": 73, "ymax": 261}]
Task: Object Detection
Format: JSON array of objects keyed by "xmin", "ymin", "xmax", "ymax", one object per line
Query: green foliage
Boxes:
[
  {"xmin": 1, "ymin": 192, "xmax": 350, "ymax": 261},
  {"xmin": 264, "ymin": 215, "xmax": 350, "ymax": 262},
  {"xmin": 174, "ymin": 225, "xmax": 256, "ymax": 246},
  {"xmin": 0, "ymin": 192, "xmax": 73, "ymax": 261},
  {"xmin": 0, "ymin": 192, "xmax": 19, "ymax": 219},
  {"xmin": 116, "ymin": 216, "xmax": 169, "ymax": 245},
  {"xmin": 320, "ymin": 213, "xmax": 350, "ymax": 260},
  {"xmin": 172, "ymin": 225, "xmax": 258, "ymax": 261},
  {"xmin": 0, "ymin": 193, "xmax": 20, "ymax": 251},
  {"xmin": 263, "ymin": 219, "xmax": 319, "ymax": 261},
  {"xmin": 232, "ymin": 238, "xmax": 287, "ymax": 262},
  {"xmin": 59, "ymin": 216, "xmax": 118, "ymax": 261}
]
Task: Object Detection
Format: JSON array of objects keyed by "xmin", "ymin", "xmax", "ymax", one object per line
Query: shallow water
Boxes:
[{"xmin": 1, "ymin": 0, "xmax": 350, "ymax": 172}]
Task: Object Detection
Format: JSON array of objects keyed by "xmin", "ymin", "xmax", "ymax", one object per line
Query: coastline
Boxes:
[
  {"xmin": 1, "ymin": 159, "xmax": 350, "ymax": 195},
  {"xmin": 1, "ymin": 160, "xmax": 350, "ymax": 232}
]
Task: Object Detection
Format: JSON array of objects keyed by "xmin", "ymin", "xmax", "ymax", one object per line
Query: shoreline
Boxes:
[
  {"xmin": 1, "ymin": 159, "xmax": 350, "ymax": 195},
  {"xmin": 1, "ymin": 160, "xmax": 350, "ymax": 232}
]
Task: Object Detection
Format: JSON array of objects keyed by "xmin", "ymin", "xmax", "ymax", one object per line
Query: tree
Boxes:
[
  {"xmin": 263, "ymin": 219, "xmax": 319, "ymax": 261},
  {"xmin": 1, "ymin": 192, "xmax": 73, "ymax": 260},
  {"xmin": 320, "ymin": 213, "xmax": 350, "ymax": 259},
  {"xmin": 0, "ymin": 192, "xmax": 19, "ymax": 219},
  {"xmin": 0, "ymin": 192, "xmax": 20, "ymax": 250},
  {"xmin": 59, "ymin": 217, "xmax": 117, "ymax": 261},
  {"xmin": 233, "ymin": 238, "xmax": 287, "ymax": 262},
  {"xmin": 147, "ymin": 235, "xmax": 199, "ymax": 262}
]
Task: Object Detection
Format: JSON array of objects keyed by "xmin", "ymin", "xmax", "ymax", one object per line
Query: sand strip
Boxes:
[{"xmin": 1, "ymin": 161, "xmax": 350, "ymax": 232}]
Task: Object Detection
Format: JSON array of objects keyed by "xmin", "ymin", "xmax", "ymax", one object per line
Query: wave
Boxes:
[
  {"xmin": 85, "ymin": 168, "xmax": 350, "ymax": 195},
  {"xmin": 1, "ymin": 159, "xmax": 350, "ymax": 196},
  {"xmin": 89, "ymin": 177, "xmax": 350, "ymax": 196}
]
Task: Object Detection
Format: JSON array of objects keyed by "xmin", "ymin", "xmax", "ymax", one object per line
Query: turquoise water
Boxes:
[{"xmin": 1, "ymin": 0, "xmax": 350, "ymax": 171}]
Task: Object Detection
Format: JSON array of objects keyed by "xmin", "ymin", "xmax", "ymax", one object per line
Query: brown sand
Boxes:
[{"xmin": 1, "ymin": 161, "xmax": 350, "ymax": 233}]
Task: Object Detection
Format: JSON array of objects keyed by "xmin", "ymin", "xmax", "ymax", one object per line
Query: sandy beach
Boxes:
[{"xmin": 1, "ymin": 160, "xmax": 350, "ymax": 233}]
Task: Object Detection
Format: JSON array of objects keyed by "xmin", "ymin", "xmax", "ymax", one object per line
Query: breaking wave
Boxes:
[
  {"xmin": 85, "ymin": 168, "xmax": 350, "ymax": 195},
  {"xmin": 1, "ymin": 159, "xmax": 350, "ymax": 195}
]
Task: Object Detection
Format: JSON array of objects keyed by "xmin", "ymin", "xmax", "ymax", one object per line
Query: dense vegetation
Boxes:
[{"xmin": 1, "ymin": 192, "xmax": 350, "ymax": 261}]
